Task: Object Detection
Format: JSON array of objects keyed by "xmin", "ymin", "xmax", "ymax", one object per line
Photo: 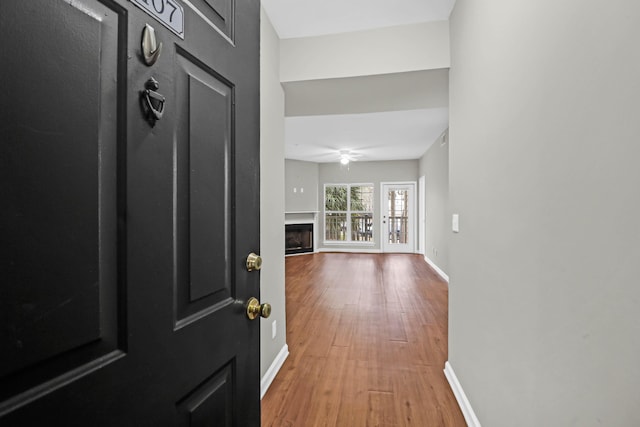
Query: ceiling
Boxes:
[
  {"xmin": 286, "ymin": 108, "xmax": 449, "ymax": 163},
  {"xmin": 261, "ymin": 0, "xmax": 455, "ymax": 164}
]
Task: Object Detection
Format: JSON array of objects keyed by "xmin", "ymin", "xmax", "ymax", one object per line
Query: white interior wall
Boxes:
[
  {"xmin": 418, "ymin": 130, "xmax": 449, "ymax": 276},
  {"xmin": 449, "ymin": 1, "xmax": 640, "ymax": 425},
  {"xmin": 280, "ymin": 21, "xmax": 450, "ymax": 82},
  {"xmin": 284, "ymin": 159, "xmax": 319, "ymax": 212},
  {"xmin": 259, "ymin": 8, "xmax": 287, "ymax": 386},
  {"xmin": 283, "ymin": 69, "xmax": 449, "ymax": 117}
]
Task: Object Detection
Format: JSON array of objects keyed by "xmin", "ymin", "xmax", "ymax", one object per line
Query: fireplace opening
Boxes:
[{"xmin": 285, "ymin": 223, "xmax": 313, "ymax": 255}]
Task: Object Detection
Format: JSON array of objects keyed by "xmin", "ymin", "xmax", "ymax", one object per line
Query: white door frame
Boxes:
[
  {"xmin": 381, "ymin": 182, "xmax": 416, "ymax": 253},
  {"xmin": 418, "ymin": 175, "xmax": 426, "ymax": 255}
]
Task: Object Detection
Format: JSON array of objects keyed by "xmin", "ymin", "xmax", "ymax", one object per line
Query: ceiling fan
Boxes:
[
  {"xmin": 338, "ymin": 149, "xmax": 362, "ymax": 165},
  {"xmin": 286, "ymin": 143, "xmax": 370, "ymax": 163}
]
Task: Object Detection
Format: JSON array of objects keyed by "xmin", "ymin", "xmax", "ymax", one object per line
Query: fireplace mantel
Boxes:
[{"xmin": 285, "ymin": 211, "xmax": 317, "ymax": 225}]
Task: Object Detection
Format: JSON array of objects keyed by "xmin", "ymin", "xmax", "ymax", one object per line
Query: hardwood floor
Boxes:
[{"xmin": 261, "ymin": 253, "xmax": 466, "ymax": 427}]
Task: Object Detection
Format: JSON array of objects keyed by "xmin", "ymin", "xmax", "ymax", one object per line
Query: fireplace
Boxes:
[{"xmin": 285, "ymin": 223, "xmax": 314, "ymax": 255}]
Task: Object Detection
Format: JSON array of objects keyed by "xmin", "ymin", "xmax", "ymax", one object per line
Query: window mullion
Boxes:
[{"xmin": 346, "ymin": 185, "xmax": 351, "ymax": 242}]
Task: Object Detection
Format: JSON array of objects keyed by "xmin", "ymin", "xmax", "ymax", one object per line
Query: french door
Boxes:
[{"xmin": 381, "ymin": 182, "xmax": 416, "ymax": 253}]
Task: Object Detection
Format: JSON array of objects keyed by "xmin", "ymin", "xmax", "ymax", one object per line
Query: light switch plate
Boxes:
[{"xmin": 452, "ymin": 214, "xmax": 459, "ymax": 233}]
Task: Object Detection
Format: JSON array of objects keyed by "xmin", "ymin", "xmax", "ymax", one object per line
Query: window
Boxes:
[{"xmin": 324, "ymin": 184, "xmax": 374, "ymax": 243}]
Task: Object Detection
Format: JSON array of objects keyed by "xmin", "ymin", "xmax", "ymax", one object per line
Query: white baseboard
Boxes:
[
  {"xmin": 317, "ymin": 248, "xmax": 382, "ymax": 254},
  {"xmin": 285, "ymin": 251, "xmax": 315, "ymax": 257},
  {"xmin": 424, "ymin": 256, "xmax": 449, "ymax": 282},
  {"xmin": 444, "ymin": 361, "xmax": 481, "ymax": 427},
  {"xmin": 260, "ymin": 344, "xmax": 289, "ymax": 399}
]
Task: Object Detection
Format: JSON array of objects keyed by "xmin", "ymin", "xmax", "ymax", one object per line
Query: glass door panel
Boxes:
[{"xmin": 382, "ymin": 183, "xmax": 415, "ymax": 253}]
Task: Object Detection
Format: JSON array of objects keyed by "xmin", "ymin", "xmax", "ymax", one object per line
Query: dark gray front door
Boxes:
[{"xmin": 0, "ymin": 0, "xmax": 261, "ymax": 424}]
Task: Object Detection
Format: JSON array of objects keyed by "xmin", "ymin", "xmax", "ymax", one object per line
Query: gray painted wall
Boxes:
[
  {"xmin": 449, "ymin": 1, "xmax": 640, "ymax": 426},
  {"xmin": 318, "ymin": 161, "xmax": 418, "ymax": 251},
  {"xmin": 280, "ymin": 21, "xmax": 450, "ymax": 82},
  {"xmin": 418, "ymin": 130, "xmax": 449, "ymax": 275},
  {"xmin": 259, "ymin": 9, "xmax": 287, "ymax": 380},
  {"xmin": 285, "ymin": 159, "xmax": 319, "ymax": 212}
]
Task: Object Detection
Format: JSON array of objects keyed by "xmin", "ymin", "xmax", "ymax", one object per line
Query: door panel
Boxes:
[
  {"xmin": 187, "ymin": 75, "xmax": 231, "ymax": 301},
  {"xmin": 174, "ymin": 50, "xmax": 235, "ymax": 326},
  {"xmin": 176, "ymin": 362, "xmax": 234, "ymax": 426},
  {"xmin": 189, "ymin": 0, "xmax": 235, "ymax": 41},
  {"xmin": 381, "ymin": 183, "xmax": 416, "ymax": 253},
  {"xmin": 0, "ymin": 0, "xmax": 125, "ymax": 412},
  {"xmin": 0, "ymin": 0, "xmax": 260, "ymax": 424}
]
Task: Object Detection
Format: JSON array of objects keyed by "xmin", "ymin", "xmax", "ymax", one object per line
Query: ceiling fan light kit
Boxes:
[{"xmin": 338, "ymin": 149, "xmax": 361, "ymax": 165}]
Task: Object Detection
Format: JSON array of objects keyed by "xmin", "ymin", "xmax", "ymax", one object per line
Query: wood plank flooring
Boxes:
[{"xmin": 261, "ymin": 253, "xmax": 466, "ymax": 427}]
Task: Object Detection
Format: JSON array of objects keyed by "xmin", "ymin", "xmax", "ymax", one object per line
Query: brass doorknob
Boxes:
[
  {"xmin": 246, "ymin": 253, "xmax": 262, "ymax": 271},
  {"xmin": 246, "ymin": 297, "xmax": 271, "ymax": 320}
]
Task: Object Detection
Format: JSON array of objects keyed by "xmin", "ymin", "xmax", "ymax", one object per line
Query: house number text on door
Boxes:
[{"xmin": 130, "ymin": 0, "xmax": 184, "ymax": 39}]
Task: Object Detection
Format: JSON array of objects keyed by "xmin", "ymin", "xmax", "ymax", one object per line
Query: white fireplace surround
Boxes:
[{"xmin": 284, "ymin": 211, "xmax": 318, "ymax": 255}]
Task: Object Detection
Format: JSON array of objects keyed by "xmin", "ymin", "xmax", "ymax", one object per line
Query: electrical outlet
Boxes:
[{"xmin": 272, "ymin": 320, "xmax": 277, "ymax": 339}]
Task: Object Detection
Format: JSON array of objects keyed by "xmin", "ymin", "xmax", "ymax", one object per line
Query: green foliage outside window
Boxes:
[
  {"xmin": 325, "ymin": 186, "xmax": 347, "ymax": 211},
  {"xmin": 325, "ymin": 184, "xmax": 373, "ymax": 242}
]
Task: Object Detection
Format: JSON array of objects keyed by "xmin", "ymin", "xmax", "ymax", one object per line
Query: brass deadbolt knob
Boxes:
[{"xmin": 246, "ymin": 253, "xmax": 262, "ymax": 271}]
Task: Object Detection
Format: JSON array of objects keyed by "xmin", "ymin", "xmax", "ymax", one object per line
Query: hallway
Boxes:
[{"xmin": 261, "ymin": 253, "xmax": 465, "ymax": 426}]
